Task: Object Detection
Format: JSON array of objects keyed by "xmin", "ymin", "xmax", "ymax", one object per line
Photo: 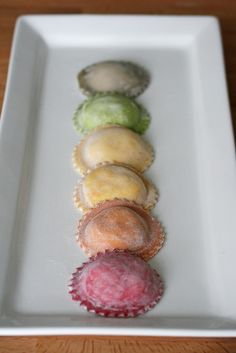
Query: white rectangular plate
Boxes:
[{"xmin": 1, "ymin": 15, "xmax": 236, "ymax": 337}]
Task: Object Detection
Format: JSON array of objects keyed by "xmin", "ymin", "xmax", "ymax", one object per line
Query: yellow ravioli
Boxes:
[{"xmin": 74, "ymin": 164, "xmax": 157, "ymax": 212}]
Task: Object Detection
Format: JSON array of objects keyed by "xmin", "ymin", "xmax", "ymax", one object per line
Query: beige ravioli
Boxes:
[
  {"xmin": 72, "ymin": 125, "xmax": 154, "ymax": 175},
  {"xmin": 73, "ymin": 164, "xmax": 157, "ymax": 212}
]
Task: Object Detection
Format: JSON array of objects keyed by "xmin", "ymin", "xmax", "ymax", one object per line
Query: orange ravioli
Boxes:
[
  {"xmin": 72, "ymin": 125, "xmax": 154, "ymax": 175},
  {"xmin": 73, "ymin": 164, "xmax": 157, "ymax": 212},
  {"xmin": 77, "ymin": 199, "xmax": 165, "ymax": 260}
]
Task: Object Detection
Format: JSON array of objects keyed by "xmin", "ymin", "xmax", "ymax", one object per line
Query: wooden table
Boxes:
[{"xmin": 0, "ymin": 1, "xmax": 236, "ymax": 352}]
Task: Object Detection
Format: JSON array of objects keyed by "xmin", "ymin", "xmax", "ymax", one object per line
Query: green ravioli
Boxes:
[{"xmin": 73, "ymin": 94, "xmax": 150, "ymax": 135}]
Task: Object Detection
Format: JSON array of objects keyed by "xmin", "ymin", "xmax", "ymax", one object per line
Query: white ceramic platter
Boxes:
[{"xmin": 0, "ymin": 15, "xmax": 236, "ymax": 336}]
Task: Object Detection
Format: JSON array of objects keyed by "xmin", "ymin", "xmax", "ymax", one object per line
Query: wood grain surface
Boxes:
[{"xmin": 0, "ymin": 0, "xmax": 236, "ymax": 352}]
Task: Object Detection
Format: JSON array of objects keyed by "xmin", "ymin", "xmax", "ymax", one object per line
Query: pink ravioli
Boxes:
[{"xmin": 69, "ymin": 250, "xmax": 163, "ymax": 317}]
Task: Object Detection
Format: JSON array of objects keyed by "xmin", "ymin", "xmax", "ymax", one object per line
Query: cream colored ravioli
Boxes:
[{"xmin": 78, "ymin": 60, "xmax": 149, "ymax": 97}]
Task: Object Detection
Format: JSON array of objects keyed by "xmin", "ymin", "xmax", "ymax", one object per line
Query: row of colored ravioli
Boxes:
[{"xmin": 69, "ymin": 61, "xmax": 165, "ymax": 317}]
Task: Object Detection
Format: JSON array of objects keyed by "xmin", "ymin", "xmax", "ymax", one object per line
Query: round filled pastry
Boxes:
[
  {"xmin": 78, "ymin": 60, "xmax": 150, "ymax": 98},
  {"xmin": 69, "ymin": 250, "xmax": 163, "ymax": 317},
  {"xmin": 73, "ymin": 163, "xmax": 158, "ymax": 212},
  {"xmin": 73, "ymin": 93, "xmax": 150, "ymax": 135},
  {"xmin": 72, "ymin": 125, "xmax": 154, "ymax": 175},
  {"xmin": 76, "ymin": 199, "xmax": 164, "ymax": 261}
]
